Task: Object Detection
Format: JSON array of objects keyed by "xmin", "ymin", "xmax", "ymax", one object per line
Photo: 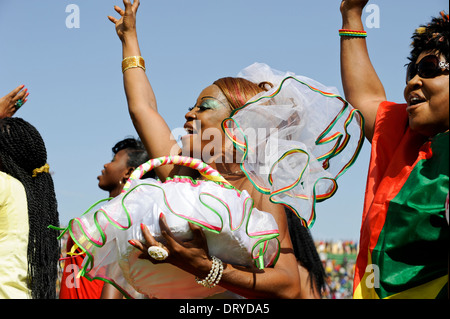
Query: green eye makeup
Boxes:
[
  {"xmin": 189, "ymin": 96, "xmax": 228, "ymax": 111},
  {"xmin": 199, "ymin": 99, "xmax": 222, "ymax": 110}
]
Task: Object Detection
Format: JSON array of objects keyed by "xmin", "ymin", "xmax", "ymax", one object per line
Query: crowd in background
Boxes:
[{"xmin": 316, "ymin": 240, "xmax": 358, "ymax": 299}]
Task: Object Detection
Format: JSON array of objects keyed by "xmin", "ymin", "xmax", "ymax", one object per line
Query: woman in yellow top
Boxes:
[{"xmin": 0, "ymin": 117, "xmax": 60, "ymax": 299}]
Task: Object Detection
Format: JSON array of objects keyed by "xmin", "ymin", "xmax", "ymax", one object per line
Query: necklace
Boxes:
[{"xmin": 220, "ymin": 170, "xmax": 244, "ymax": 176}]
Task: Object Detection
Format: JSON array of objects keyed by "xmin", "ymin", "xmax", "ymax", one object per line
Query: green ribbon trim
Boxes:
[{"xmin": 221, "ymin": 76, "xmax": 365, "ymax": 228}]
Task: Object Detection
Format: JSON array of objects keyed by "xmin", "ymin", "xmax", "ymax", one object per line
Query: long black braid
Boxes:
[
  {"xmin": 0, "ymin": 117, "xmax": 60, "ymax": 299},
  {"xmin": 285, "ymin": 208, "xmax": 326, "ymax": 296}
]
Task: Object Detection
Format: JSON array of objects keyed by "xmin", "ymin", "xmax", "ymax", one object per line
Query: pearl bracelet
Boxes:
[{"xmin": 195, "ymin": 256, "xmax": 223, "ymax": 288}]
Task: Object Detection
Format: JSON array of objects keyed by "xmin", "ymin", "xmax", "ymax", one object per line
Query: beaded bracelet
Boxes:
[
  {"xmin": 122, "ymin": 56, "xmax": 146, "ymax": 73},
  {"xmin": 339, "ymin": 29, "xmax": 367, "ymax": 37},
  {"xmin": 195, "ymin": 256, "xmax": 224, "ymax": 288}
]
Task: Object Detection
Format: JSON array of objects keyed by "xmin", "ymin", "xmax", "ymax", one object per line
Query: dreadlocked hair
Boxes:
[
  {"xmin": 0, "ymin": 117, "xmax": 60, "ymax": 299},
  {"xmin": 409, "ymin": 11, "xmax": 449, "ymax": 63}
]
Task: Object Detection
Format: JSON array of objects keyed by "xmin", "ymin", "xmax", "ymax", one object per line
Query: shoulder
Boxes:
[
  {"xmin": 0, "ymin": 172, "xmax": 14, "ymax": 197},
  {"xmin": 0, "ymin": 171, "xmax": 24, "ymax": 188},
  {"xmin": 374, "ymin": 101, "xmax": 408, "ymax": 131},
  {"xmin": 238, "ymin": 178, "xmax": 287, "ymax": 225},
  {"xmin": 234, "ymin": 177, "xmax": 281, "ymax": 205},
  {"xmin": 371, "ymin": 101, "xmax": 410, "ymax": 147},
  {"xmin": 0, "ymin": 171, "xmax": 26, "ymax": 206}
]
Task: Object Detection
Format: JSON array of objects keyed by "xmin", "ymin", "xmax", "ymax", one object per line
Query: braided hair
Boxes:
[
  {"xmin": 0, "ymin": 117, "xmax": 60, "ymax": 299},
  {"xmin": 409, "ymin": 11, "xmax": 449, "ymax": 63},
  {"xmin": 285, "ymin": 208, "xmax": 326, "ymax": 295}
]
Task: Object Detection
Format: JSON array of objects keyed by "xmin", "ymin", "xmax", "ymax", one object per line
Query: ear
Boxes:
[{"xmin": 124, "ymin": 167, "xmax": 136, "ymax": 180}]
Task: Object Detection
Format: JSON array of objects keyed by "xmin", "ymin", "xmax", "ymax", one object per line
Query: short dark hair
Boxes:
[
  {"xmin": 112, "ymin": 137, "xmax": 155, "ymax": 178},
  {"xmin": 409, "ymin": 11, "xmax": 449, "ymax": 63}
]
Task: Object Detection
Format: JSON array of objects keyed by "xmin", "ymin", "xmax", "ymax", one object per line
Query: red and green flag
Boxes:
[{"xmin": 353, "ymin": 102, "xmax": 449, "ymax": 299}]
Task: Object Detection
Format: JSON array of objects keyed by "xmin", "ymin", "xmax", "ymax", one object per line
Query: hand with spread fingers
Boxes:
[
  {"xmin": 107, "ymin": 0, "xmax": 140, "ymax": 42},
  {"xmin": 128, "ymin": 213, "xmax": 214, "ymax": 280},
  {"xmin": 0, "ymin": 85, "xmax": 30, "ymax": 119}
]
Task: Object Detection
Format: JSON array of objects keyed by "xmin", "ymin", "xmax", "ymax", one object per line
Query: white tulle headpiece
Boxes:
[{"xmin": 223, "ymin": 63, "xmax": 364, "ymax": 227}]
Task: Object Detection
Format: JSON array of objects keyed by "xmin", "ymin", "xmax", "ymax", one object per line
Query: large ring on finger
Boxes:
[
  {"xmin": 147, "ymin": 244, "xmax": 168, "ymax": 261},
  {"xmin": 14, "ymin": 99, "xmax": 24, "ymax": 109}
]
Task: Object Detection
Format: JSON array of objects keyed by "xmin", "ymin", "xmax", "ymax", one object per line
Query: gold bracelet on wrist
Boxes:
[{"xmin": 122, "ymin": 56, "xmax": 146, "ymax": 73}]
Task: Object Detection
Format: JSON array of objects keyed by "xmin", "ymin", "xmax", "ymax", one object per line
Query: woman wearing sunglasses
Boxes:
[{"xmin": 340, "ymin": 0, "xmax": 449, "ymax": 299}]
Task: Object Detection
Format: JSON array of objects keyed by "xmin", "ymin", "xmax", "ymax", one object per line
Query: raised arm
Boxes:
[
  {"xmin": 340, "ymin": 0, "xmax": 386, "ymax": 141},
  {"xmin": 108, "ymin": 0, "xmax": 181, "ymax": 180}
]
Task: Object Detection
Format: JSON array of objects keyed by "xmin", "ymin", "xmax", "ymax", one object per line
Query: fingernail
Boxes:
[
  {"xmin": 140, "ymin": 223, "xmax": 146, "ymax": 231},
  {"xmin": 128, "ymin": 239, "xmax": 136, "ymax": 247},
  {"xmin": 159, "ymin": 212, "xmax": 164, "ymax": 219}
]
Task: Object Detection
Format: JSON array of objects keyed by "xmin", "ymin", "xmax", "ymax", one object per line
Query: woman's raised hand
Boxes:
[
  {"xmin": 0, "ymin": 85, "xmax": 29, "ymax": 119},
  {"xmin": 107, "ymin": 0, "xmax": 140, "ymax": 42},
  {"xmin": 340, "ymin": 0, "xmax": 369, "ymax": 15}
]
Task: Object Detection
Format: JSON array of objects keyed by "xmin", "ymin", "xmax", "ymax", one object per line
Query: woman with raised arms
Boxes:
[{"xmin": 60, "ymin": 0, "xmax": 364, "ymax": 299}]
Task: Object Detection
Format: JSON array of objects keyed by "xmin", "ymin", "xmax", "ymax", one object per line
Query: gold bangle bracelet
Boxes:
[{"xmin": 122, "ymin": 56, "xmax": 146, "ymax": 73}]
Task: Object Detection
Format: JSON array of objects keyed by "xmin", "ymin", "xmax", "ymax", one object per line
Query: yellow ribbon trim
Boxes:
[
  {"xmin": 200, "ymin": 171, "xmax": 230, "ymax": 185},
  {"xmin": 32, "ymin": 163, "xmax": 50, "ymax": 177},
  {"xmin": 66, "ymin": 243, "xmax": 84, "ymax": 257}
]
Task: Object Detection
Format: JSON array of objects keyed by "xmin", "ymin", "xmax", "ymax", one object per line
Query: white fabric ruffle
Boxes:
[
  {"xmin": 66, "ymin": 174, "xmax": 280, "ymax": 299},
  {"xmin": 223, "ymin": 62, "xmax": 364, "ymax": 227}
]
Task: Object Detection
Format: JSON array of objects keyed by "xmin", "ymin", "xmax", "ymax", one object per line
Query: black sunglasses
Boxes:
[{"xmin": 406, "ymin": 55, "xmax": 450, "ymax": 84}]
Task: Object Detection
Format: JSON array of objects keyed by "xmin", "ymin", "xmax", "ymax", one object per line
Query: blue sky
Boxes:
[{"xmin": 1, "ymin": 0, "xmax": 448, "ymax": 241}]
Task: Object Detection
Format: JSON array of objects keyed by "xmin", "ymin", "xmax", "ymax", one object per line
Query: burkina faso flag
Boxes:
[{"xmin": 353, "ymin": 101, "xmax": 449, "ymax": 299}]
